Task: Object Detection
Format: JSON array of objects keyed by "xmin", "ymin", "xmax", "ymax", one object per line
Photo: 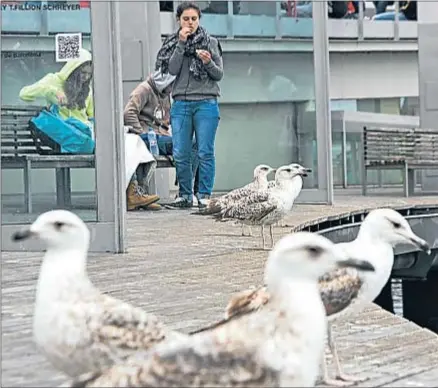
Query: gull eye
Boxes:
[
  {"xmin": 54, "ymin": 222, "xmax": 65, "ymax": 230},
  {"xmin": 307, "ymin": 245, "xmax": 323, "ymax": 258}
]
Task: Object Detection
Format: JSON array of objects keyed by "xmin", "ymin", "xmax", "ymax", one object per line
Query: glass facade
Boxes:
[
  {"xmin": 214, "ymin": 51, "xmax": 319, "ymax": 191},
  {"xmin": 1, "ymin": 1, "xmax": 425, "ymax": 251},
  {"xmin": 159, "ymin": 1, "xmax": 417, "ymax": 40},
  {"xmin": 1, "ymin": 3, "xmax": 97, "ymax": 225},
  {"xmin": 331, "ymin": 96, "xmax": 421, "ymax": 189},
  {"xmin": 1, "ymin": 1, "xmax": 125, "ymax": 252}
]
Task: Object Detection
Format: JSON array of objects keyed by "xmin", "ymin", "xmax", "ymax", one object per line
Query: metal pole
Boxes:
[
  {"xmin": 110, "ymin": 1, "xmax": 126, "ymax": 252},
  {"xmin": 358, "ymin": 0, "xmax": 364, "ymax": 40},
  {"xmin": 312, "ymin": 1, "xmax": 333, "ymax": 204},
  {"xmin": 394, "ymin": 1, "xmax": 400, "ymax": 41}
]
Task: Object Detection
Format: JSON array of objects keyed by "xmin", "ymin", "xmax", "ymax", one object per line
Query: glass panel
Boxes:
[
  {"xmin": 332, "ymin": 97, "xmax": 423, "ymax": 193},
  {"xmin": 296, "ymin": 105, "xmax": 318, "ymax": 189},
  {"xmin": 281, "ymin": 0, "xmax": 314, "ymax": 38},
  {"xmin": 215, "ymin": 43, "xmax": 319, "ymax": 191},
  {"xmin": 1, "ymin": 0, "xmax": 97, "ymax": 224},
  {"xmin": 215, "ymin": 102, "xmax": 298, "ymax": 191},
  {"xmin": 197, "ymin": 1, "xmax": 229, "ymax": 37},
  {"xmin": 233, "ymin": 1, "xmax": 277, "ymax": 38}
]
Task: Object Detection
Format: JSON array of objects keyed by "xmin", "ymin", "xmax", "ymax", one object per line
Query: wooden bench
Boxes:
[
  {"xmin": 1, "ymin": 105, "xmax": 174, "ymax": 213},
  {"xmin": 362, "ymin": 126, "xmax": 438, "ymax": 197}
]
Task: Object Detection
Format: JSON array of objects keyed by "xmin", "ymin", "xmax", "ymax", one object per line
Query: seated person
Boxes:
[
  {"xmin": 19, "ymin": 48, "xmax": 95, "ymax": 153},
  {"xmin": 373, "ymin": 1, "xmax": 394, "ymax": 14},
  {"xmin": 124, "ymin": 69, "xmax": 176, "ymax": 211},
  {"xmin": 289, "ymin": 1, "xmax": 349, "ymax": 19},
  {"xmin": 373, "ymin": 0, "xmax": 416, "ymax": 20},
  {"xmin": 345, "ymin": 1, "xmax": 365, "ymax": 19}
]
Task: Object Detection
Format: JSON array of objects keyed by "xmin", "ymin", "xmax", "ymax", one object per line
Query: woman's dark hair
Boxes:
[
  {"xmin": 64, "ymin": 61, "xmax": 92, "ymax": 110},
  {"xmin": 176, "ymin": 1, "xmax": 201, "ymax": 19}
]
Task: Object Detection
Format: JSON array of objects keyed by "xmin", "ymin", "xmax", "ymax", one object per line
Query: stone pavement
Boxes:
[{"xmin": 2, "ymin": 195, "xmax": 438, "ymax": 387}]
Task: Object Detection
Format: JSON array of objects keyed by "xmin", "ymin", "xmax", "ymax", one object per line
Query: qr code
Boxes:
[{"xmin": 55, "ymin": 33, "xmax": 82, "ymax": 62}]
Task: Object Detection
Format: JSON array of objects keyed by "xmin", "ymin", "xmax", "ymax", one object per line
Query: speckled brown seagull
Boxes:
[
  {"xmin": 12, "ymin": 210, "xmax": 186, "ymax": 380},
  {"xmin": 193, "ymin": 208, "xmax": 431, "ymax": 386},
  {"xmin": 61, "ymin": 232, "xmax": 375, "ymax": 388},
  {"xmin": 194, "ymin": 164, "xmax": 276, "ymax": 236},
  {"xmin": 212, "ymin": 164, "xmax": 311, "ymax": 250}
]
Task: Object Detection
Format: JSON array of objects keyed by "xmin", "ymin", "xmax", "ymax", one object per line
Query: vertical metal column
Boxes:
[
  {"xmin": 91, "ymin": 1, "xmax": 126, "ymax": 252},
  {"xmin": 417, "ymin": 2, "xmax": 438, "ymax": 191},
  {"xmin": 312, "ymin": 1, "xmax": 333, "ymax": 204}
]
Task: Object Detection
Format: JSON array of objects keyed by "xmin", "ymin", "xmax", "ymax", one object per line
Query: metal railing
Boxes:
[
  {"xmin": 293, "ymin": 205, "xmax": 438, "ymax": 279},
  {"xmin": 161, "ymin": 1, "xmax": 417, "ymax": 40},
  {"xmin": 1, "ymin": 1, "xmax": 418, "ymax": 41}
]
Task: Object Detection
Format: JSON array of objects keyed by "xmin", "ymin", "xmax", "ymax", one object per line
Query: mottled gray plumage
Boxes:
[
  {"xmin": 195, "ymin": 164, "xmax": 275, "ymax": 237},
  {"xmin": 63, "ymin": 342, "xmax": 279, "ymax": 388},
  {"xmin": 215, "ymin": 190, "xmax": 276, "ymax": 225},
  {"xmin": 12, "ymin": 210, "xmax": 186, "ymax": 380},
  {"xmin": 213, "ymin": 164, "xmax": 309, "ymax": 249},
  {"xmin": 220, "ymin": 269, "xmax": 363, "ymax": 321},
  {"xmin": 319, "ymin": 268, "xmax": 363, "ymax": 317},
  {"xmin": 210, "ymin": 208, "xmax": 430, "ymax": 386},
  {"xmin": 195, "ymin": 164, "xmax": 275, "ymax": 217},
  {"xmin": 63, "ymin": 233, "xmax": 374, "ymax": 388}
]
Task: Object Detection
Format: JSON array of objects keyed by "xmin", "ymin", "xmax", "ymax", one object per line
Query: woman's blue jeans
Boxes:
[
  {"xmin": 138, "ymin": 132, "xmax": 199, "ymax": 191},
  {"xmin": 170, "ymin": 99, "xmax": 220, "ymax": 200}
]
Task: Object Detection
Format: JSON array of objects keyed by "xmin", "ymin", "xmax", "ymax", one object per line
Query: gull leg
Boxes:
[
  {"xmin": 322, "ymin": 324, "xmax": 365, "ymax": 386},
  {"xmin": 241, "ymin": 225, "xmax": 253, "ymax": 237},
  {"xmin": 320, "ymin": 348, "xmax": 353, "ymax": 387},
  {"xmin": 261, "ymin": 225, "xmax": 266, "ymax": 250},
  {"xmin": 269, "ymin": 225, "xmax": 275, "ymax": 248}
]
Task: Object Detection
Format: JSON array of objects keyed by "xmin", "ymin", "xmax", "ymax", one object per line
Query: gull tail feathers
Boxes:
[
  {"xmin": 190, "ymin": 199, "xmax": 224, "ymax": 216},
  {"xmin": 225, "ymin": 286, "xmax": 270, "ymax": 319}
]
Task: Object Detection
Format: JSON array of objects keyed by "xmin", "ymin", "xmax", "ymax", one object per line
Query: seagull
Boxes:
[
  {"xmin": 11, "ymin": 210, "xmax": 186, "ymax": 379},
  {"xmin": 62, "ymin": 232, "xmax": 375, "ymax": 388},
  {"xmin": 269, "ymin": 163, "xmax": 311, "ymax": 227},
  {"xmin": 194, "ymin": 164, "xmax": 276, "ymax": 236},
  {"xmin": 213, "ymin": 164, "xmax": 311, "ymax": 250},
  {"xmin": 201, "ymin": 208, "xmax": 431, "ymax": 386}
]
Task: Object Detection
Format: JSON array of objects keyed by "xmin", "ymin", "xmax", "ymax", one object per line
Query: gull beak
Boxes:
[
  {"xmin": 337, "ymin": 258, "xmax": 375, "ymax": 272},
  {"xmin": 11, "ymin": 228, "xmax": 35, "ymax": 242},
  {"xmin": 405, "ymin": 232, "xmax": 431, "ymax": 255},
  {"xmin": 299, "ymin": 167, "xmax": 312, "ymax": 177}
]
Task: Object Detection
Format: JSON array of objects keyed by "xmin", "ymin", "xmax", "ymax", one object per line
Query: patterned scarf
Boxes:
[{"xmin": 155, "ymin": 25, "xmax": 212, "ymax": 81}]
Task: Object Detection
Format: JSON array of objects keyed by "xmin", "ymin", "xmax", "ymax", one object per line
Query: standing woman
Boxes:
[{"xmin": 155, "ymin": 1, "xmax": 223, "ymax": 209}]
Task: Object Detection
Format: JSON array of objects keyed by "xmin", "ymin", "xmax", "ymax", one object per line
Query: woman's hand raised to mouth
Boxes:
[{"xmin": 179, "ymin": 27, "xmax": 192, "ymax": 42}]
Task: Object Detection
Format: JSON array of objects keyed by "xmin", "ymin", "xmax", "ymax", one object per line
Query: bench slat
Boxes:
[
  {"xmin": 410, "ymin": 160, "xmax": 438, "ymax": 166},
  {"xmin": 1, "ymin": 140, "xmax": 35, "ymax": 147},
  {"xmin": 1, "ymin": 133, "xmax": 33, "ymax": 139},
  {"xmin": 1, "ymin": 123, "xmax": 30, "ymax": 133},
  {"xmin": 1, "ymin": 106, "xmax": 174, "ymax": 172},
  {"xmin": 364, "ymin": 126, "xmax": 438, "ymax": 172},
  {"xmin": 1, "ymin": 114, "xmax": 37, "ymax": 120},
  {"xmin": 1, "ymin": 149, "xmax": 40, "ymax": 155}
]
